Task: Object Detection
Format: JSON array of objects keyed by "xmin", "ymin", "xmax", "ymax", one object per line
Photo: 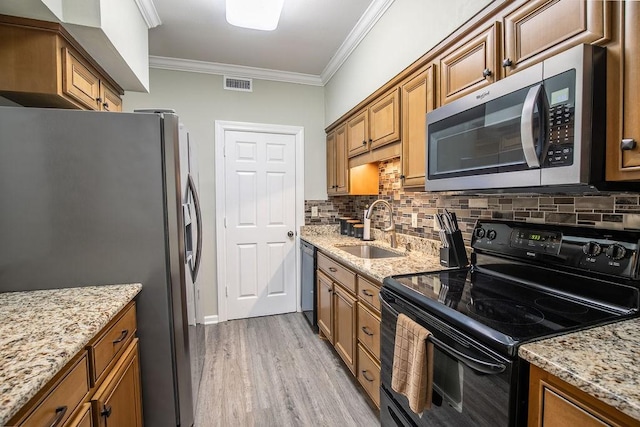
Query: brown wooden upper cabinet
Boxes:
[
  {"xmin": 401, "ymin": 64, "xmax": 436, "ymax": 188},
  {"xmin": 502, "ymin": 0, "xmax": 611, "ymax": 76},
  {"xmin": 439, "ymin": 22, "xmax": 500, "ymax": 105},
  {"xmin": 607, "ymin": 0, "xmax": 640, "ymax": 180},
  {"xmin": 0, "ymin": 15, "xmax": 123, "ymax": 111},
  {"xmin": 326, "ymin": 124, "xmax": 349, "ymax": 195},
  {"xmin": 347, "ymin": 88, "xmax": 400, "ymax": 157}
]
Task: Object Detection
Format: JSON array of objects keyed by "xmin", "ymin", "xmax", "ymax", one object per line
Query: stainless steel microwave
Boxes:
[{"xmin": 425, "ymin": 44, "xmax": 606, "ymax": 192}]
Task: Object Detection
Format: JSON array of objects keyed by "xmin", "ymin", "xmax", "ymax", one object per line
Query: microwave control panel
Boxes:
[{"xmin": 545, "ymin": 103, "xmax": 574, "ymax": 167}]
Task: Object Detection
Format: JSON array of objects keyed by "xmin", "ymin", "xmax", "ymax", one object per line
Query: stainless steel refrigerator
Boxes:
[{"xmin": 0, "ymin": 106, "xmax": 203, "ymax": 427}]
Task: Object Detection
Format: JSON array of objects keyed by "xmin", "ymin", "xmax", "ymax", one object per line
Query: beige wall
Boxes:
[
  {"xmin": 324, "ymin": 0, "xmax": 491, "ymax": 126},
  {"xmin": 124, "ymin": 69, "xmax": 325, "ymax": 320}
]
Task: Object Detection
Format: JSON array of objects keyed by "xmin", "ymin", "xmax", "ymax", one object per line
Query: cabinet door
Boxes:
[
  {"xmin": 62, "ymin": 48, "xmax": 100, "ymax": 110},
  {"xmin": 334, "ymin": 124, "xmax": 349, "ymax": 194},
  {"xmin": 92, "ymin": 339, "xmax": 143, "ymax": 427},
  {"xmin": 333, "ymin": 283, "xmax": 357, "ymax": 375},
  {"xmin": 369, "ymin": 88, "xmax": 400, "ymax": 150},
  {"xmin": 503, "ymin": 0, "xmax": 610, "ymax": 76},
  {"xmin": 401, "ymin": 65, "xmax": 435, "ymax": 188},
  {"xmin": 100, "ymin": 84, "xmax": 122, "ymax": 112},
  {"xmin": 326, "ymin": 130, "xmax": 337, "ymax": 194},
  {"xmin": 317, "ymin": 271, "xmax": 333, "ymax": 342},
  {"xmin": 619, "ymin": 1, "xmax": 640, "ymax": 174},
  {"xmin": 440, "ymin": 22, "xmax": 499, "ymax": 105},
  {"xmin": 347, "ymin": 110, "xmax": 369, "ymax": 157}
]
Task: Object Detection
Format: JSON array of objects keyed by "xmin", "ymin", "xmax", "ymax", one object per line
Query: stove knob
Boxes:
[
  {"xmin": 475, "ymin": 228, "xmax": 486, "ymax": 239},
  {"xmin": 605, "ymin": 244, "xmax": 626, "ymax": 260},
  {"xmin": 582, "ymin": 242, "xmax": 602, "ymax": 257},
  {"xmin": 486, "ymin": 229, "xmax": 497, "ymax": 241}
]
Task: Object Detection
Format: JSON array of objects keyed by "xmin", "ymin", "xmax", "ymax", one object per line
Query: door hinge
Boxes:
[
  {"xmin": 225, "ymin": 286, "xmax": 228, "ymax": 297},
  {"xmin": 224, "ymin": 217, "xmax": 227, "ymax": 228},
  {"xmin": 223, "ymin": 144, "xmax": 226, "ymax": 157}
]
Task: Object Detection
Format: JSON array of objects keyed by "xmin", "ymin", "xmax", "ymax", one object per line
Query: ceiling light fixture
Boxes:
[{"xmin": 225, "ymin": 0, "xmax": 284, "ymax": 31}]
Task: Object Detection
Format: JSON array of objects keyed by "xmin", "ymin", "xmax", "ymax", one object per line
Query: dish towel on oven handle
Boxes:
[{"xmin": 391, "ymin": 313, "xmax": 434, "ymax": 415}]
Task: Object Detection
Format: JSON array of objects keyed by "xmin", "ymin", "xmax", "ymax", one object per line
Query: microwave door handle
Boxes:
[{"xmin": 521, "ymin": 84, "xmax": 543, "ymax": 168}]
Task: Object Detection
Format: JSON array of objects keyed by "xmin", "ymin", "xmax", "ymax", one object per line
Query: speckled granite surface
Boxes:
[
  {"xmin": 0, "ymin": 284, "xmax": 142, "ymax": 425},
  {"xmin": 519, "ymin": 318, "xmax": 640, "ymax": 421},
  {"xmin": 300, "ymin": 226, "xmax": 444, "ymax": 283}
]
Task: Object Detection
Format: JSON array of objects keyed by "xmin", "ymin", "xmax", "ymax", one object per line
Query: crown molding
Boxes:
[
  {"xmin": 320, "ymin": 0, "xmax": 395, "ymax": 85},
  {"xmin": 134, "ymin": 0, "xmax": 162, "ymax": 29},
  {"xmin": 149, "ymin": 56, "xmax": 324, "ymax": 86}
]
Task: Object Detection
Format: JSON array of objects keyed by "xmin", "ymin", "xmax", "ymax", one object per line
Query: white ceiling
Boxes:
[{"xmin": 148, "ymin": 0, "xmax": 388, "ymax": 84}]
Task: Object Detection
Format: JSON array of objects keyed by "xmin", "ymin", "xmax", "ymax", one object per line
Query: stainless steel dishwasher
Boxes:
[{"xmin": 300, "ymin": 239, "xmax": 317, "ymax": 331}]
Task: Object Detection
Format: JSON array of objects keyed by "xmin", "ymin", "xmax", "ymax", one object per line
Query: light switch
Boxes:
[
  {"xmin": 311, "ymin": 206, "xmax": 318, "ymax": 217},
  {"xmin": 411, "ymin": 212, "xmax": 418, "ymax": 228}
]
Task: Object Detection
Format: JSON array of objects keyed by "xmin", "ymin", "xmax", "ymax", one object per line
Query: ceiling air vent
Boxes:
[{"xmin": 223, "ymin": 76, "xmax": 253, "ymax": 92}]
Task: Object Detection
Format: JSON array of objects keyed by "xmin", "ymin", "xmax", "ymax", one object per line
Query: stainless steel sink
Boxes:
[{"xmin": 336, "ymin": 244, "xmax": 404, "ymax": 259}]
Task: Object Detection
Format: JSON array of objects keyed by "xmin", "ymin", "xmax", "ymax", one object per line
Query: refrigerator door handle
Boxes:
[{"xmin": 187, "ymin": 174, "xmax": 203, "ymax": 283}]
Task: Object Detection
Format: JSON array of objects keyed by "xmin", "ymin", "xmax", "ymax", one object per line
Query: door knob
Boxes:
[{"xmin": 287, "ymin": 231, "xmax": 294, "ymax": 238}]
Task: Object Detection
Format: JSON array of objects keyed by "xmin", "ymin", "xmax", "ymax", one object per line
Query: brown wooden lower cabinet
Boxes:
[
  {"xmin": 92, "ymin": 339, "xmax": 143, "ymax": 427},
  {"xmin": 528, "ymin": 364, "xmax": 640, "ymax": 427},
  {"xmin": 315, "ymin": 250, "xmax": 383, "ymax": 409},
  {"xmin": 333, "ymin": 283, "xmax": 357, "ymax": 375},
  {"xmin": 8, "ymin": 302, "xmax": 142, "ymax": 427}
]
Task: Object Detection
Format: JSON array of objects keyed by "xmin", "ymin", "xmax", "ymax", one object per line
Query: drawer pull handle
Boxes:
[
  {"xmin": 101, "ymin": 404, "xmax": 112, "ymax": 418},
  {"xmin": 48, "ymin": 406, "xmax": 67, "ymax": 427},
  {"xmin": 329, "ymin": 267, "xmax": 338, "ymax": 273},
  {"xmin": 361, "ymin": 326, "xmax": 374, "ymax": 336},
  {"xmin": 112, "ymin": 329, "xmax": 129, "ymax": 344},
  {"xmin": 361, "ymin": 370, "xmax": 375, "ymax": 382},
  {"xmin": 362, "ymin": 289, "xmax": 374, "ymax": 297}
]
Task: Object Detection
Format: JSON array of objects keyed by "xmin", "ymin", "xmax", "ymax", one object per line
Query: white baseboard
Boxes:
[{"xmin": 203, "ymin": 315, "xmax": 219, "ymax": 325}]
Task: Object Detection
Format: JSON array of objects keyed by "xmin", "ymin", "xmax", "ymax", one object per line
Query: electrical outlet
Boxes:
[
  {"xmin": 433, "ymin": 215, "xmax": 440, "ymax": 231},
  {"xmin": 411, "ymin": 213, "xmax": 418, "ymax": 228},
  {"xmin": 311, "ymin": 206, "xmax": 318, "ymax": 217}
]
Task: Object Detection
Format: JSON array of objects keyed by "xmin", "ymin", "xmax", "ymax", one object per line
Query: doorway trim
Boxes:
[{"xmin": 215, "ymin": 120, "xmax": 305, "ymax": 323}]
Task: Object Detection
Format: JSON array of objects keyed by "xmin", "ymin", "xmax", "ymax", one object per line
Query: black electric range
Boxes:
[{"xmin": 380, "ymin": 219, "xmax": 640, "ymax": 426}]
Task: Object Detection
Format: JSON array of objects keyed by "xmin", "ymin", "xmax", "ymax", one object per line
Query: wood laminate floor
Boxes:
[{"xmin": 194, "ymin": 313, "xmax": 379, "ymax": 426}]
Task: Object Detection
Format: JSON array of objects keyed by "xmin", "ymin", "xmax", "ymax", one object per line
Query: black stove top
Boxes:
[{"xmin": 382, "ymin": 220, "xmax": 640, "ymax": 356}]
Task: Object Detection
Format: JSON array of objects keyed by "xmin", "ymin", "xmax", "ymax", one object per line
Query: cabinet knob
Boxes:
[
  {"xmin": 621, "ymin": 138, "xmax": 636, "ymax": 151},
  {"xmin": 101, "ymin": 404, "xmax": 112, "ymax": 418},
  {"xmin": 502, "ymin": 58, "xmax": 513, "ymax": 67},
  {"xmin": 103, "ymin": 102, "xmax": 109, "ymax": 109},
  {"xmin": 482, "ymin": 68, "xmax": 492, "ymax": 78},
  {"xmin": 400, "ymin": 174, "xmax": 406, "ymax": 180},
  {"xmin": 96, "ymin": 97, "xmax": 103, "ymax": 102},
  {"xmin": 368, "ymin": 138, "xmax": 372, "ymax": 143},
  {"xmin": 362, "ymin": 140, "xmax": 367, "ymax": 146}
]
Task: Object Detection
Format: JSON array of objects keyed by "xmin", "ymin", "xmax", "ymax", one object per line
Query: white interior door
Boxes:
[{"xmin": 224, "ymin": 129, "xmax": 297, "ymax": 320}]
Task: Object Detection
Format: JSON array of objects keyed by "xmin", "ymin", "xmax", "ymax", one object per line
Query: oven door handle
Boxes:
[{"xmin": 380, "ymin": 294, "xmax": 507, "ymax": 375}]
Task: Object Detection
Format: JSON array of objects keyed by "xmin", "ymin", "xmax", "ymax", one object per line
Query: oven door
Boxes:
[{"xmin": 380, "ymin": 289, "xmax": 524, "ymax": 427}]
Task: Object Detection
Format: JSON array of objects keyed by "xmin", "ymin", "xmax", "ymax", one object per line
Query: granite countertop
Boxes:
[
  {"xmin": 0, "ymin": 284, "xmax": 142, "ymax": 425},
  {"xmin": 301, "ymin": 226, "xmax": 444, "ymax": 283},
  {"xmin": 519, "ymin": 317, "xmax": 640, "ymax": 421}
]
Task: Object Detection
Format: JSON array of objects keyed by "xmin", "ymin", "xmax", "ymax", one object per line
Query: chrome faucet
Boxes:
[{"xmin": 365, "ymin": 199, "xmax": 397, "ymax": 248}]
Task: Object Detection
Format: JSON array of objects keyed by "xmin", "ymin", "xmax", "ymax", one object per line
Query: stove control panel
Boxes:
[{"xmin": 472, "ymin": 220, "xmax": 640, "ymax": 280}]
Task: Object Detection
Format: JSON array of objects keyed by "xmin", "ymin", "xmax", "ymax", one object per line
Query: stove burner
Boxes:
[
  {"xmin": 534, "ymin": 297, "xmax": 589, "ymax": 315},
  {"xmin": 467, "ymin": 298, "xmax": 544, "ymax": 325}
]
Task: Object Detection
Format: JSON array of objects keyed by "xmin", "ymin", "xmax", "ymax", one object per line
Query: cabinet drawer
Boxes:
[
  {"xmin": 317, "ymin": 252, "xmax": 356, "ymax": 293},
  {"xmin": 20, "ymin": 353, "xmax": 90, "ymax": 427},
  {"xmin": 357, "ymin": 344, "xmax": 381, "ymax": 408},
  {"xmin": 89, "ymin": 302, "xmax": 137, "ymax": 384},
  {"xmin": 357, "ymin": 275, "xmax": 380, "ymax": 313},
  {"xmin": 357, "ymin": 303, "xmax": 381, "ymax": 360}
]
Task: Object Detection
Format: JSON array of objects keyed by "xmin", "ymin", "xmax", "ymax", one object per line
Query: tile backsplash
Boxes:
[{"xmin": 305, "ymin": 158, "xmax": 640, "ymax": 245}]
